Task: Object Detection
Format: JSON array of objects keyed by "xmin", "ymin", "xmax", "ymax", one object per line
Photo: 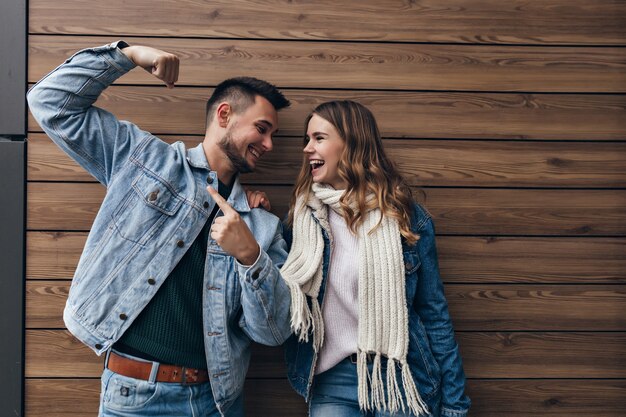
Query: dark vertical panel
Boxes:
[
  {"xmin": 0, "ymin": 0, "xmax": 27, "ymax": 415},
  {"xmin": 0, "ymin": 0, "xmax": 27, "ymax": 136},
  {"xmin": 0, "ymin": 140, "xmax": 25, "ymax": 417}
]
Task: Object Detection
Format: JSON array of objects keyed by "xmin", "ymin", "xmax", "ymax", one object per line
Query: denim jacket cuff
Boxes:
[
  {"xmin": 441, "ymin": 407, "xmax": 469, "ymax": 417},
  {"xmin": 236, "ymin": 249, "xmax": 269, "ymax": 289},
  {"xmin": 79, "ymin": 41, "xmax": 136, "ymax": 75}
]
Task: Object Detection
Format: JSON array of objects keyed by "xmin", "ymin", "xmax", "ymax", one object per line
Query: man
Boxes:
[{"xmin": 28, "ymin": 41, "xmax": 292, "ymax": 416}]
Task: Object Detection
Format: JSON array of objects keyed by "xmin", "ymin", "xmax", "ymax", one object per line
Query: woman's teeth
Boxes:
[{"xmin": 310, "ymin": 159, "xmax": 325, "ymax": 170}]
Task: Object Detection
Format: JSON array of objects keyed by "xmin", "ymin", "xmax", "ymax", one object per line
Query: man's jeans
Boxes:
[
  {"xmin": 99, "ymin": 351, "xmax": 244, "ymax": 417},
  {"xmin": 310, "ymin": 357, "xmax": 440, "ymax": 417}
]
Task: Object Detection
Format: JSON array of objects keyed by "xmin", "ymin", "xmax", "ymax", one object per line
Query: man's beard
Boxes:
[{"xmin": 218, "ymin": 131, "xmax": 253, "ymax": 174}]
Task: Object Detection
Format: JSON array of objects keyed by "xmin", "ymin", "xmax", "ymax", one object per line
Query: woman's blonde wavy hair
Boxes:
[{"xmin": 289, "ymin": 100, "xmax": 419, "ymax": 245}]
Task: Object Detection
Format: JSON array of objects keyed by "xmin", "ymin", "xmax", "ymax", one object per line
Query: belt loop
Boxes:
[
  {"xmin": 148, "ymin": 360, "xmax": 159, "ymax": 383},
  {"xmin": 104, "ymin": 349, "xmax": 112, "ymax": 369}
]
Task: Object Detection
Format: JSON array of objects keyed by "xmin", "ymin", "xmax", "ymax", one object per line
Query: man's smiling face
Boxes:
[{"xmin": 218, "ymin": 95, "xmax": 278, "ymax": 173}]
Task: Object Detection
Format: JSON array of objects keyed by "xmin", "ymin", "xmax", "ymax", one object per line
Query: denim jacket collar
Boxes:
[{"xmin": 187, "ymin": 143, "xmax": 251, "ymax": 213}]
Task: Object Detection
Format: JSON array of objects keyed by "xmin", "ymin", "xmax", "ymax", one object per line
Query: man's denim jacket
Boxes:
[
  {"xmin": 284, "ymin": 204, "xmax": 471, "ymax": 417},
  {"xmin": 27, "ymin": 42, "xmax": 292, "ymax": 415}
]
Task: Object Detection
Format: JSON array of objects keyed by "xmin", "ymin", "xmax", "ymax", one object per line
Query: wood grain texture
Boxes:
[
  {"xmin": 27, "ymin": 232, "xmax": 626, "ymax": 283},
  {"xmin": 26, "ymin": 282, "xmax": 626, "ymax": 331},
  {"xmin": 437, "ymin": 236, "xmax": 626, "ymax": 284},
  {"xmin": 28, "ymin": 133, "xmax": 626, "ymax": 188},
  {"xmin": 27, "ymin": 182, "xmax": 106, "ymax": 230},
  {"xmin": 28, "ymin": 182, "xmax": 626, "ymax": 235},
  {"xmin": 465, "ymin": 379, "xmax": 626, "ymax": 416},
  {"xmin": 459, "ymin": 332, "xmax": 626, "ymax": 378},
  {"xmin": 25, "ymin": 281, "xmax": 69, "ymax": 328},
  {"xmin": 29, "ymin": 0, "xmax": 626, "ymax": 45},
  {"xmin": 24, "ymin": 378, "xmax": 626, "ymax": 417},
  {"xmin": 25, "ymin": 330, "xmax": 626, "ymax": 379},
  {"xmin": 25, "ymin": 378, "xmax": 306, "ymax": 417},
  {"xmin": 29, "ymin": 36, "xmax": 626, "ymax": 92},
  {"xmin": 28, "ymin": 87, "xmax": 626, "ymax": 140},
  {"xmin": 445, "ymin": 285, "xmax": 626, "ymax": 331},
  {"xmin": 25, "ymin": 330, "xmax": 288, "ymax": 378},
  {"xmin": 27, "ymin": 232, "xmax": 87, "ymax": 279}
]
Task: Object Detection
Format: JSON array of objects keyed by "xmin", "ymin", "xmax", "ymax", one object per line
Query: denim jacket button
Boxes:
[
  {"xmin": 405, "ymin": 262, "xmax": 413, "ymax": 271},
  {"xmin": 147, "ymin": 278, "xmax": 156, "ymax": 285},
  {"xmin": 95, "ymin": 343, "xmax": 103, "ymax": 350},
  {"xmin": 119, "ymin": 313, "xmax": 128, "ymax": 320},
  {"xmin": 177, "ymin": 240, "xmax": 185, "ymax": 248},
  {"xmin": 148, "ymin": 190, "xmax": 159, "ymax": 202},
  {"xmin": 203, "ymin": 201, "xmax": 209, "ymax": 208},
  {"xmin": 251, "ymin": 270, "xmax": 260, "ymax": 280}
]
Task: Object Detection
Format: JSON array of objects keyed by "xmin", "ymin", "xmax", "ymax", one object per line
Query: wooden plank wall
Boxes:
[{"xmin": 26, "ymin": 1, "xmax": 626, "ymax": 416}]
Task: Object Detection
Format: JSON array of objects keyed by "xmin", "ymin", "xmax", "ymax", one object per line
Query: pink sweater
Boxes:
[{"xmin": 315, "ymin": 210, "xmax": 360, "ymax": 374}]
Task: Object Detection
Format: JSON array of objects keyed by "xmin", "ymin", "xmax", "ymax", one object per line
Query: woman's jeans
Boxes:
[
  {"xmin": 98, "ymin": 351, "xmax": 244, "ymax": 417},
  {"xmin": 310, "ymin": 357, "xmax": 440, "ymax": 417}
]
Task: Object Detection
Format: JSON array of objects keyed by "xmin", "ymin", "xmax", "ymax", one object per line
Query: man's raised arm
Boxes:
[{"xmin": 27, "ymin": 42, "xmax": 178, "ymax": 186}]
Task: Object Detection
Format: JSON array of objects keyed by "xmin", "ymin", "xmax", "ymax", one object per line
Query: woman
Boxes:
[{"xmin": 278, "ymin": 100, "xmax": 470, "ymax": 417}]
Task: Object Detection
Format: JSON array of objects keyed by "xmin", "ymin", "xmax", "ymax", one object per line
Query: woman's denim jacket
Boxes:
[
  {"xmin": 284, "ymin": 203, "xmax": 471, "ymax": 417},
  {"xmin": 27, "ymin": 42, "xmax": 292, "ymax": 416}
]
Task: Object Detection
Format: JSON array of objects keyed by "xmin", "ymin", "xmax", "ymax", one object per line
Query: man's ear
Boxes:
[{"xmin": 216, "ymin": 102, "xmax": 232, "ymax": 128}]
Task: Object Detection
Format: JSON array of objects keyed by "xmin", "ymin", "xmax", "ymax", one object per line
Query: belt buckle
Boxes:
[{"xmin": 181, "ymin": 366, "xmax": 201, "ymax": 385}]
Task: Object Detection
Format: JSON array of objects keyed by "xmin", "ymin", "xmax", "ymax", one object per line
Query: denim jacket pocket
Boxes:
[
  {"xmin": 407, "ymin": 321, "xmax": 441, "ymax": 399},
  {"xmin": 111, "ymin": 171, "xmax": 183, "ymax": 245}
]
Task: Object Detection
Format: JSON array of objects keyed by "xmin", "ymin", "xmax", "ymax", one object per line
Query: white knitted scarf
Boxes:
[{"xmin": 281, "ymin": 183, "xmax": 429, "ymax": 415}]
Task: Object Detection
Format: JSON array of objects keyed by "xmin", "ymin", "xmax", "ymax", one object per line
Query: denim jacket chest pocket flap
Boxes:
[{"xmin": 111, "ymin": 171, "xmax": 184, "ymax": 245}]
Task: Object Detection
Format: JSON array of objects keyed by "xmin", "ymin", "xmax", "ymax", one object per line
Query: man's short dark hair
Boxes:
[{"xmin": 205, "ymin": 77, "xmax": 290, "ymax": 126}]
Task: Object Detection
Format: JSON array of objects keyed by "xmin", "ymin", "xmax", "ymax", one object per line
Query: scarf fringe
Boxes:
[
  {"xmin": 370, "ymin": 354, "xmax": 385, "ymax": 410},
  {"xmin": 287, "ymin": 281, "xmax": 312, "ymax": 343},
  {"xmin": 311, "ymin": 298, "xmax": 324, "ymax": 351},
  {"xmin": 357, "ymin": 352, "xmax": 369, "ymax": 410},
  {"xmin": 356, "ymin": 352, "xmax": 430, "ymax": 416},
  {"xmin": 401, "ymin": 359, "xmax": 430, "ymax": 416},
  {"xmin": 386, "ymin": 358, "xmax": 402, "ymax": 413}
]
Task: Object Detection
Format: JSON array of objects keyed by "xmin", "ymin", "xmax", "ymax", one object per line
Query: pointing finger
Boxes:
[{"xmin": 206, "ymin": 186, "xmax": 235, "ymax": 214}]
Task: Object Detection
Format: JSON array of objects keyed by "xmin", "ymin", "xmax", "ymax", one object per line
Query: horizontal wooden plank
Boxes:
[
  {"xmin": 27, "ymin": 134, "xmax": 201, "ymax": 182},
  {"xmin": 27, "ymin": 232, "xmax": 626, "ymax": 283},
  {"xmin": 26, "ymin": 281, "xmax": 69, "ymax": 328},
  {"xmin": 27, "ymin": 232, "xmax": 87, "ymax": 279},
  {"xmin": 27, "ymin": 183, "xmax": 626, "ymax": 235},
  {"xmin": 28, "ymin": 133, "xmax": 626, "ymax": 188},
  {"xmin": 438, "ymin": 236, "xmax": 626, "ymax": 284},
  {"xmin": 465, "ymin": 379, "xmax": 626, "ymax": 417},
  {"xmin": 26, "ymin": 282, "xmax": 626, "ymax": 330},
  {"xmin": 24, "ymin": 378, "xmax": 626, "ymax": 417},
  {"xmin": 420, "ymin": 188, "xmax": 626, "ymax": 235},
  {"xmin": 28, "ymin": 182, "xmax": 106, "ymax": 230},
  {"xmin": 29, "ymin": 0, "xmax": 626, "ymax": 45},
  {"xmin": 28, "ymin": 87, "xmax": 626, "ymax": 140},
  {"xmin": 29, "ymin": 36, "xmax": 626, "ymax": 92},
  {"xmin": 25, "ymin": 378, "xmax": 306, "ymax": 417},
  {"xmin": 446, "ymin": 285, "xmax": 626, "ymax": 331},
  {"xmin": 25, "ymin": 330, "xmax": 626, "ymax": 379},
  {"xmin": 460, "ymin": 332, "xmax": 626, "ymax": 378},
  {"xmin": 24, "ymin": 330, "xmax": 288, "ymax": 378}
]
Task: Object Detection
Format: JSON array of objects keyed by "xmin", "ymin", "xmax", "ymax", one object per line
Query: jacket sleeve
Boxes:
[
  {"xmin": 235, "ymin": 222, "xmax": 292, "ymax": 346},
  {"xmin": 27, "ymin": 41, "xmax": 149, "ymax": 186},
  {"xmin": 414, "ymin": 215, "xmax": 471, "ymax": 417}
]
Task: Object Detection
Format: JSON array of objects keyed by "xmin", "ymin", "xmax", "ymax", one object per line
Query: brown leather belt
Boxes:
[{"xmin": 107, "ymin": 351, "xmax": 210, "ymax": 385}]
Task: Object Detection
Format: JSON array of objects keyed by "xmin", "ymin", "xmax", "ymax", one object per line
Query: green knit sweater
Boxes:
[{"xmin": 114, "ymin": 181, "xmax": 232, "ymax": 369}]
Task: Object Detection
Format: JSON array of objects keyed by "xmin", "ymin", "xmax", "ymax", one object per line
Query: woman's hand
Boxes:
[{"xmin": 246, "ymin": 189, "xmax": 271, "ymax": 211}]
